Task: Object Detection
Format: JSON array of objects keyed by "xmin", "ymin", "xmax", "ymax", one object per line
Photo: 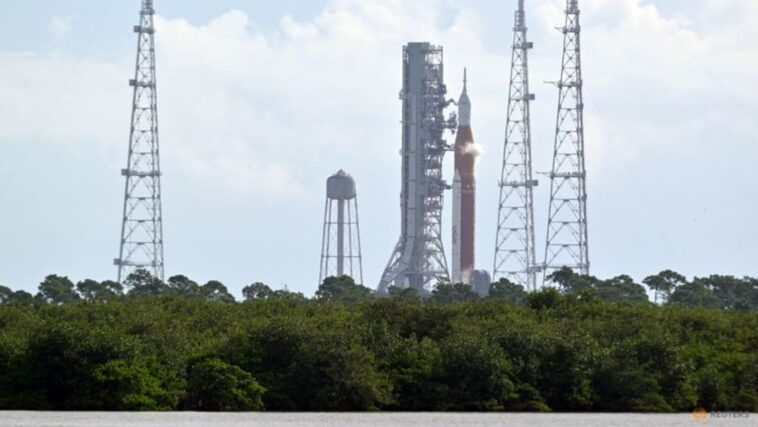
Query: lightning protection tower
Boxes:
[
  {"xmin": 378, "ymin": 42, "xmax": 456, "ymax": 294},
  {"xmin": 114, "ymin": 0, "xmax": 165, "ymax": 283},
  {"xmin": 494, "ymin": 0, "xmax": 539, "ymax": 291},
  {"xmin": 543, "ymin": 0, "xmax": 590, "ymax": 282},
  {"xmin": 319, "ymin": 171, "xmax": 364, "ymax": 285}
]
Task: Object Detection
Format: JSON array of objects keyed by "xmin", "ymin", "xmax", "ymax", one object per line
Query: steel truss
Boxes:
[
  {"xmin": 115, "ymin": 0, "xmax": 165, "ymax": 283},
  {"xmin": 543, "ymin": 0, "xmax": 590, "ymax": 282},
  {"xmin": 494, "ymin": 0, "xmax": 539, "ymax": 290},
  {"xmin": 379, "ymin": 43, "xmax": 456, "ymax": 294}
]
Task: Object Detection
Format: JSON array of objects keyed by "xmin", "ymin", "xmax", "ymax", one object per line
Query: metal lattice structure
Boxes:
[
  {"xmin": 379, "ymin": 43, "xmax": 456, "ymax": 294},
  {"xmin": 543, "ymin": 0, "xmax": 589, "ymax": 281},
  {"xmin": 319, "ymin": 171, "xmax": 364, "ymax": 285},
  {"xmin": 115, "ymin": 0, "xmax": 165, "ymax": 283},
  {"xmin": 494, "ymin": 0, "xmax": 539, "ymax": 290}
]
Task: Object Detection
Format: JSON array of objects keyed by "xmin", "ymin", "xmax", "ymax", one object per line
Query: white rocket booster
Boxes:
[{"xmin": 452, "ymin": 170, "xmax": 462, "ymax": 283}]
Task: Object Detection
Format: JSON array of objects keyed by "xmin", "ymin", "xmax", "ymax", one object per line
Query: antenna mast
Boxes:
[
  {"xmin": 543, "ymin": 0, "xmax": 590, "ymax": 281},
  {"xmin": 114, "ymin": 0, "xmax": 165, "ymax": 282},
  {"xmin": 494, "ymin": 0, "xmax": 539, "ymax": 290}
]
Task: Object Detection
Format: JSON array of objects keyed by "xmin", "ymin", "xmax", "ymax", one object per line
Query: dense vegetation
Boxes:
[{"xmin": 0, "ymin": 270, "xmax": 756, "ymax": 412}]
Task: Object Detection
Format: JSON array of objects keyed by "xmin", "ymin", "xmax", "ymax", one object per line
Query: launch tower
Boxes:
[{"xmin": 379, "ymin": 42, "xmax": 456, "ymax": 294}]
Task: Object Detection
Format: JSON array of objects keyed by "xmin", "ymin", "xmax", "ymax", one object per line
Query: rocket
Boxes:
[{"xmin": 452, "ymin": 69, "xmax": 477, "ymax": 284}]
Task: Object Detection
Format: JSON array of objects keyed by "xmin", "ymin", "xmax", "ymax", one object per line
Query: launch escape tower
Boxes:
[
  {"xmin": 319, "ymin": 171, "xmax": 364, "ymax": 285},
  {"xmin": 494, "ymin": 0, "xmax": 539, "ymax": 291},
  {"xmin": 543, "ymin": 0, "xmax": 590, "ymax": 281},
  {"xmin": 379, "ymin": 42, "xmax": 456, "ymax": 294},
  {"xmin": 115, "ymin": 0, "xmax": 165, "ymax": 283}
]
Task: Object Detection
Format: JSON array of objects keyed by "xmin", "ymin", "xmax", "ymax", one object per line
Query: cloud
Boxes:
[
  {"xmin": 148, "ymin": 1, "xmax": 468, "ymax": 201},
  {"xmin": 3, "ymin": 0, "xmax": 757, "ymax": 198},
  {"xmin": 0, "ymin": 52, "xmax": 125, "ymax": 150}
]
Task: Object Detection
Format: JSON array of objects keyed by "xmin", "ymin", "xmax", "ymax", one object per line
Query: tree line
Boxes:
[
  {"xmin": 0, "ymin": 270, "xmax": 756, "ymax": 412},
  {"xmin": 2, "ymin": 268, "xmax": 757, "ymax": 310}
]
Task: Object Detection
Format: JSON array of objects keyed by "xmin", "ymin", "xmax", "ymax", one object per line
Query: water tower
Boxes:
[{"xmin": 319, "ymin": 171, "xmax": 364, "ymax": 285}]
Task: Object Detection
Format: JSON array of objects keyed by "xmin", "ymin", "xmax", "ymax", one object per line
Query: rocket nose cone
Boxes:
[{"xmin": 458, "ymin": 68, "xmax": 471, "ymax": 126}]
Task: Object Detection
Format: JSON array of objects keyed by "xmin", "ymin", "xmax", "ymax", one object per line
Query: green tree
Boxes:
[
  {"xmin": 125, "ymin": 270, "xmax": 168, "ymax": 298},
  {"xmin": 388, "ymin": 286, "xmax": 422, "ymax": 303},
  {"xmin": 591, "ymin": 334, "xmax": 691, "ymax": 412},
  {"xmin": 439, "ymin": 332, "xmax": 517, "ymax": 410},
  {"xmin": 530, "ymin": 334, "xmax": 595, "ymax": 411},
  {"xmin": 269, "ymin": 289, "xmax": 308, "ymax": 303},
  {"xmin": 699, "ymin": 275, "xmax": 756, "ymax": 310},
  {"xmin": 429, "ymin": 283, "xmax": 479, "ymax": 304},
  {"xmin": 167, "ymin": 275, "xmax": 201, "ymax": 298},
  {"xmin": 200, "ymin": 281, "xmax": 236, "ymax": 304},
  {"xmin": 183, "ymin": 358, "xmax": 265, "ymax": 411},
  {"xmin": 36, "ymin": 275, "xmax": 79, "ymax": 305},
  {"xmin": 289, "ymin": 334, "xmax": 392, "ymax": 410},
  {"xmin": 643, "ymin": 270, "xmax": 687, "ymax": 304},
  {"xmin": 230, "ymin": 317, "xmax": 391, "ymax": 411},
  {"xmin": 488, "ymin": 279, "xmax": 527, "ymax": 305},
  {"xmin": 750, "ymin": 278, "xmax": 758, "ymax": 310},
  {"xmin": 102, "ymin": 280, "xmax": 124, "ymax": 298},
  {"xmin": 595, "ymin": 275, "xmax": 650, "ymax": 304},
  {"xmin": 11, "ymin": 323, "xmax": 171, "ymax": 410},
  {"xmin": 93, "ymin": 359, "xmax": 175, "ymax": 411},
  {"xmin": 548, "ymin": 267, "xmax": 598, "ymax": 294},
  {"xmin": 380, "ymin": 336, "xmax": 446, "ymax": 411},
  {"xmin": 527, "ymin": 288, "xmax": 562, "ymax": 310},
  {"xmin": 316, "ymin": 276, "xmax": 372, "ymax": 303},
  {"xmin": 76, "ymin": 279, "xmax": 123, "ymax": 302},
  {"xmin": 6, "ymin": 290, "xmax": 34, "ymax": 305},
  {"xmin": 669, "ymin": 281, "xmax": 720, "ymax": 308},
  {"xmin": 548, "ymin": 269, "xmax": 649, "ymax": 304},
  {"xmin": 242, "ymin": 282, "xmax": 273, "ymax": 301},
  {"xmin": 0, "ymin": 286, "xmax": 11, "ymax": 304},
  {"xmin": 1, "ymin": 271, "xmax": 757, "ymax": 413}
]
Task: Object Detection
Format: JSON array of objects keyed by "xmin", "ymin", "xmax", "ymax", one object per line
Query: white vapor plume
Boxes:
[{"xmin": 462, "ymin": 141, "xmax": 484, "ymax": 166}]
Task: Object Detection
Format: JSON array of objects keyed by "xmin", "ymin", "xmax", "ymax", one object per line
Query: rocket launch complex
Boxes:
[
  {"xmin": 451, "ymin": 70, "xmax": 477, "ymax": 285},
  {"xmin": 107, "ymin": 0, "xmax": 587, "ymax": 292},
  {"xmin": 374, "ymin": 0, "xmax": 588, "ymax": 293},
  {"xmin": 378, "ymin": 43, "xmax": 490, "ymax": 294}
]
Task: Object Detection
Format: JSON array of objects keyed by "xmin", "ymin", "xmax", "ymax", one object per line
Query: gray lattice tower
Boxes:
[
  {"xmin": 379, "ymin": 42, "xmax": 456, "ymax": 294},
  {"xmin": 543, "ymin": 0, "xmax": 589, "ymax": 281},
  {"xmin": 114, "ymin": 0, "xmax": 165, "ymax": 283},
  {"xmin": 319, "ymin": 171, "xmax": 364, "ymax": 285},
  {"xmin": 493, "ymin": 0, "xmax": 539, "ymax": 291}
]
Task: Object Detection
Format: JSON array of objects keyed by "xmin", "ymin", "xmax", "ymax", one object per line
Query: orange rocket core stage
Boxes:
[
  {"xmin": 454, "ymin": 127, "xmax": 476, "ymax": 279},
  {"xmin": 452, "ymin": 68, "xmax": 477, "ymax": 284}
]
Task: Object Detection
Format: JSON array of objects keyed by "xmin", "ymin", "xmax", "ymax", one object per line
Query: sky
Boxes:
[{"xmin": 0, "ymin": 0, "xmax": 756, "ymax": 297}]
